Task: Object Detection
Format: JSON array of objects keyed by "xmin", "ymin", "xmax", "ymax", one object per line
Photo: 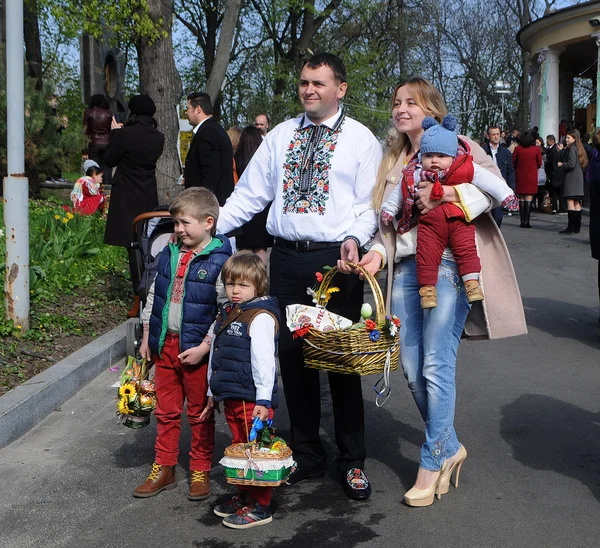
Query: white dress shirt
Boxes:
[
  {"xmin": 192, "ymin": 116, "xmax": 210, "ymax": 135},
  {"xmin": 217, "ymin": 108, "xmax": 382, "ymax": 246},
  {"xmin": 489, "ymin": 143, "xmax": 499, "ymax": 165}
]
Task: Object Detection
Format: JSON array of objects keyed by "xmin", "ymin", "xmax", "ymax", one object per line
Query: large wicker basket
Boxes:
[
  {"xmin": 221, "ymin": 443, "xmax": 295, "ymax": 487},
  {"xmin": 303, "ymin": 262, "xmax": 400, "ymax": 376}
]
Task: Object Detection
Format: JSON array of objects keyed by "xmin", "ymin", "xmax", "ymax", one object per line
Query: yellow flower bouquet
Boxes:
[{"xmin": 115, "ymin": 356, "xmax": 156, "ymax": 429}]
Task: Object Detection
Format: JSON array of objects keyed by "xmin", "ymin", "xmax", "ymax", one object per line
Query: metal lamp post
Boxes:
[
  {"xmin": 495, "ymin": 80, "xmax": 511, "ymax": 130},
  {"xmin": 4, "ymin": 0, "xmax": 30, "ymax": 330}
]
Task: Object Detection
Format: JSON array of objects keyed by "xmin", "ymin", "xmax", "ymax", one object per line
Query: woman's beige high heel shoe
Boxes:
[
  {"xmin": 404, "ymin": 464, "xmax": 446, "ymax": 507},
  {"xmin": 438, "ymin": 444, "xmax": 467, "ymax": 496}
]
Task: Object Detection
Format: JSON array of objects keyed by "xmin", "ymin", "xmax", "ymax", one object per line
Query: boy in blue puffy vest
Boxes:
[
  {"xmin": 134, "ymin": 187, "xmax": 232, "ymax": 501},
  {"xmin": 201, "ymin": 251, "xmax": 280, "ymax": 529}
]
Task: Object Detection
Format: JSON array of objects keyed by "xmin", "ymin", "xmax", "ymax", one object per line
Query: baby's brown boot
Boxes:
[
  {"xmin": 464, "ymin": 280, "xmax": 484, "ymax": 303},
  {"xmin": 419, "ymin": 285, "xmax": 437, "ymax": 309}
]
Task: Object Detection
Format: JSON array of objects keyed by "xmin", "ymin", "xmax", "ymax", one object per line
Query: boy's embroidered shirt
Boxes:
[
  {"xmin": 142, "ymin": 245, "xmax": 226, "ymax": 332},
  {"xmin": 166, "ymin": 247, "xmax": 200, "ymax": 331}
]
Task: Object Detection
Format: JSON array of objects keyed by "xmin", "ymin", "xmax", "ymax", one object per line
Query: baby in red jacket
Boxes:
[{"xmin": 381, "ymin": 116, "xmax": 518, "ymax": 308}]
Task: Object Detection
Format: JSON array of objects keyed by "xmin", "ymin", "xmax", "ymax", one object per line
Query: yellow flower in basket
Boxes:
[
  {"xmin": 117, "ymin": 397, "xmax": 133, "ymax": 415},
  {"xmin": 119, "ymin": 383, "xmax": 137, "ymax": 401},
  {"xmin": 270, "ymin": 440, "xmax": 286, "ymax": 452}
]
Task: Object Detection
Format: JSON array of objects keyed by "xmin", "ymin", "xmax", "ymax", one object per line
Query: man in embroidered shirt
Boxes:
[{"xmin": 218, "ymin": 53, "xmax": 382, "ymax": 501}]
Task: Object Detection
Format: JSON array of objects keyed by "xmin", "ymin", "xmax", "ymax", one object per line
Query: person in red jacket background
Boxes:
[{"xmin": 513, "ymin": 129, "xmax": 542, "ymax": 228}]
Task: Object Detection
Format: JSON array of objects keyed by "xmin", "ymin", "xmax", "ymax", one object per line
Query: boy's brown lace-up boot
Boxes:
[
  {"xmin": 419, "ymin": 285, "xmax": 437, "ymax": 309},
  {"xmin": 133, "ymin": 463, "xmax": 177, "ymax": 498},
  {"xmin": 464, "ymin": 280, "xmax": 484, "ymax": 303},
  {"xmin": 188, "ymin": 470, "xmax": 211, "ymax": 501}
]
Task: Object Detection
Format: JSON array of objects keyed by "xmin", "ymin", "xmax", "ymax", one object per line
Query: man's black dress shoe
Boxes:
[
  {"xmin": 285, "ymin": 467, "xmax": 325, "ymax": 486},
  {"xmin": 342, "ymin": 468, "xmax": 371, "ymax": 500}
]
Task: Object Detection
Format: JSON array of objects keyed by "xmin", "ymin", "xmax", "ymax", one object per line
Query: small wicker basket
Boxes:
[
  {"xmin": 303, "ymin": 262, "xmax": 400, "ymax": 376},
  {"xmin": 221, "ymin": 443, "xmax": 295, "ymax": 487},
  {"xmin": 117, "ymin": 357, "xmax": 155, "ymax": 429}
]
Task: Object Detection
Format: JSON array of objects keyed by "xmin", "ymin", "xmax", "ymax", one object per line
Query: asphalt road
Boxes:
[{"xmin": 1, "ymin": 211, "xmax": 599, "ymax": 548}]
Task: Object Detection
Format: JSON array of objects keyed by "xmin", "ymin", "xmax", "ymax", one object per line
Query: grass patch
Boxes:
[{"xmin": 0, "ymin": 196, "xmax": 130, "ymax": 394}]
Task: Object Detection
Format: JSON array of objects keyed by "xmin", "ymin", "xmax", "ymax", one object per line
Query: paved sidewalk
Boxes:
[
  {"xmin": 0, "ymin": 321, "xmax": 127, "ymax": 448},
  {"xmin": 0, "ymin": 211, "xmax": 599, "ymax": 548}
]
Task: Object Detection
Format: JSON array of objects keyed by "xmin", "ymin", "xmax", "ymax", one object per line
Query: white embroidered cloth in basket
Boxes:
[{"xmin": 285, "ymin": 304, "xmax": 353, "ymax": 333}]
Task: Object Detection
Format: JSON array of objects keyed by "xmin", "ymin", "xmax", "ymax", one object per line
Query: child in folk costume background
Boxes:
[
  {"xmin": 135, "ymin": 187, "xmax": 231, "ymax": 501},
  {"xmin": 69, "ymin": 159, "xmax": 107, "ymax": 216},
  {"xmin": 381, "ymin": 115, "xmax": 518, "ymax": 308},
  {"xmin": 199, "ymin": 251, "xmax": 281, "ymax": 529}
]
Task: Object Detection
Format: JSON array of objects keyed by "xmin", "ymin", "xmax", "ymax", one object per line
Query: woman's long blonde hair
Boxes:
[
  {"xmin": 567, "ymin": 129, "xmax": 588, "ymax": 169},
  {"xmin": 372, "ymin": 77, "xmax": 448, "ymax": 210}
]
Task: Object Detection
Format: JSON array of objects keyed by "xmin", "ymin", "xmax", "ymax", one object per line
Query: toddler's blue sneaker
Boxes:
[
  {"xmin": 213, "ymin": 494, "xmax": 246, "ymax": 517},
  {"xmin": 222, "ymin": 503, "xmax": 272, "ymax": 529}
]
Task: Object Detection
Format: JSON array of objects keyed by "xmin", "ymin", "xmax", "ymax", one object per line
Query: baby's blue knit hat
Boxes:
[{"xmin": 419, "ymin": 115, "xmax": 458, "ymax": 158}]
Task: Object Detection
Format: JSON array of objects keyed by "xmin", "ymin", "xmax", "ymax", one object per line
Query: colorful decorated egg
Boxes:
[
  {"xmin": 139, "ymin": 394, "xmax": 154, "ymax": 407},
  {"xmin": 140, "ymin": 380, "xmax": 155, "ymax": 394}
]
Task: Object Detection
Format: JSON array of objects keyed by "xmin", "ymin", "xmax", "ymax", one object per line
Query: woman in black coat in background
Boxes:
[
  {"xmin": 103, "ymin": 95, "xmax": 165, "ymax": 316},
  {"xmin": 589, "ymin": 128, "xmax": 600, "ymax": 325}
]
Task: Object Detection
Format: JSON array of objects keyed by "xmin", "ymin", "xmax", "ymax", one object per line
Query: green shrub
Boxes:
[
  {"xmin": 0, "ymin": 76, "xmax": 87, "ymax": 194},
  {"xmin": 0, "ymin": 199, "xmax": 129, "ymax": 334}
]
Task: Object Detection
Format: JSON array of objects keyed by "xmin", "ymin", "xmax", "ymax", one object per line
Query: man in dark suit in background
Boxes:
[
  {"xmin": 546, "ymin": 135, "xmax": 567, "ymax": 214},
  {"xmin": 184, "ymin": 92, "xmax": 234, "ymax": 205},
  {"xmin": 483, "ymin": 125, "xmax": 515, "ymax": 228},
  {"xmin": 545, "ymin": 135, "xmax": 558, "ymax": 212}
]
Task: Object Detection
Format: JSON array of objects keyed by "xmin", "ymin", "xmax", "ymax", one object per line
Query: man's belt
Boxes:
[{"xmin": 273, "ymin": 238, "xmax": 342, "ymax": 252}]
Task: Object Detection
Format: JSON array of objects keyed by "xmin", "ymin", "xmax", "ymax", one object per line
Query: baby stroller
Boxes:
[{"xmin": 126, "ymin": 208, "xmax": 174, "ymax": 357}]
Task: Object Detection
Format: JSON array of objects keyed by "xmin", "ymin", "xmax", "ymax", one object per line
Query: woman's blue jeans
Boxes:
[{"xmin": 391, "ymin": 256, "xmax": 470, "ymax": 471}]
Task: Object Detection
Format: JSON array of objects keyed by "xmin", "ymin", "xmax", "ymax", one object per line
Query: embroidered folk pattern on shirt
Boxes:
[{"xmin": 281, "ymin": 120, "xmax": 345, "ymax": 215}]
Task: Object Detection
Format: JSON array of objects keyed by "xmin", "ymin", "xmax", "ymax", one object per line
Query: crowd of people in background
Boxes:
[{"xmin": 464, "ymin": 120, "xmax": 592, "ymax": 233}]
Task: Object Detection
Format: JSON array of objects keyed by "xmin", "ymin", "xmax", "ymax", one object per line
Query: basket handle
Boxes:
[
  {"xmin": 136, "ymin": 358, "xmax": 147, "ymax": 391},
  {"xmin": 315, "ymin": 262, "xmax": 386, "ymax": 324}
]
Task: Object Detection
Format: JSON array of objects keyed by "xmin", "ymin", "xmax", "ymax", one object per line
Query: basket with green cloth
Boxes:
[{"xmin": 220, "ymin": 411, "xmax": 295, "ymax": 487}]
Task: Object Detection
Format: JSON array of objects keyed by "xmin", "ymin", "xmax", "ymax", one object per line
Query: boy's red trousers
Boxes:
[
  {"xmin": 224, "ymin": 399, "xmax": 274, "ymax": 507},
  {"xmin": 154, "ymin": 333, "xmax": 214, "ymax": 471}
]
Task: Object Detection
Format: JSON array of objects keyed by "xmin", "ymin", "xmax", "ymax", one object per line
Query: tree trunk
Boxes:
[
  {"xmin": 137, "ymin": 0, "xmax": 183, "ymax": 205},
  {"xmin": 23, "ymin": 0, "xmax": 42, "ymax": 89},
  {"xmin": 516, "ymin": 50, "xmax": 531, "ymax": 130},
  {"xmin": 0, "ymin": 0, "xmax": 6, "ymax": 51},
  {"xmin": 0, "ymin": 0, "xmax": 5, "ymax": 77},
  {"xmin": 205, "ymin": 0, "xmax": 243, "ymax": 104}
]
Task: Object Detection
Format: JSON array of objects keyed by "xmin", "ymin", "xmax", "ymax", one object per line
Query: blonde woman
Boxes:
[
  {"xmin": 339, "ymin": 77, "xmax": 527, "ymax": 506},
  {"xmin": 557, "ymin": 129, "xmax": 588, "ymax": 234}
]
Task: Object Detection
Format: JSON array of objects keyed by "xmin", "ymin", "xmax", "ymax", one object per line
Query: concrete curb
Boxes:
[{"xmin": 0, "ymin": 321, "xmax": 128, "ymax": 448}]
